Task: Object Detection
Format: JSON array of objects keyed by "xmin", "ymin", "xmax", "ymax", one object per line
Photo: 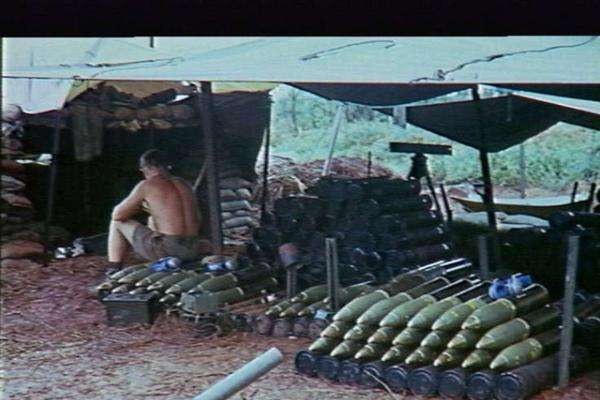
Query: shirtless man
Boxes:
[{"xmin": 107, "ymin": 149, "xmax": 212, "ymax": 272}]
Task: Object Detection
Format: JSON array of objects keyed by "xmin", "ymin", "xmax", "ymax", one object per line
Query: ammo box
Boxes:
[{"xmin": 102, "ymin": 292, "xmax": 160, "ymax": 326}]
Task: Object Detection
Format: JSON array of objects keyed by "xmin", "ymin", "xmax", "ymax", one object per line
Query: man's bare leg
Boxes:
[{"xmin": 108, "ymin": 219, "xmax": 141, "ymax": 263}]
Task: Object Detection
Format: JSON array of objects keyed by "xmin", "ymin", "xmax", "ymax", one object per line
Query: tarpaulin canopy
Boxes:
[{"xmin": 385, "ymin": 93, "xmax": 600, "ymax": 152}]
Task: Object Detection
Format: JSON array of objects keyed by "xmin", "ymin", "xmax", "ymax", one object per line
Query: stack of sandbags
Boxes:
[
  {"xmin": 1, "ymin": 105, "xmax": 45, "ymax": 266},
  {"xmin": 219, "ymin": 176, "xmax": 260, "ymax": 239}
]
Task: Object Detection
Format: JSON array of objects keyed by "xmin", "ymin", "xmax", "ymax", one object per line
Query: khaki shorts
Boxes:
[{"xmin": 132, "ymin": 225, "xmax": 213, "ymax": 262}]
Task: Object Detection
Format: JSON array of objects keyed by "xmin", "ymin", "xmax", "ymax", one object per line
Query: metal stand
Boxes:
[
  {"xmin": 477, "ymin": 234, "xmax": 491, "ymax": 279},
  {"xmin": 325, "ymin": 238, "xmax": 340, "ymax": 312},
  {"xmin": 286, "ymin": 264, "xmax": 298, "ymax": 300},
  {"xmin": 322, "ymin": 104, "xmax": 345, "ymax": 176},
  {"xmin": 43, "ymin": 113, "xmax": 63, "ymax": 267},
  {"xmin": 558, "ymin": 234, "xmax": 580, "ymax": 388}
]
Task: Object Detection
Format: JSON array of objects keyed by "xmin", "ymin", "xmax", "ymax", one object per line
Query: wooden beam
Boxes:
[
  {"xmin": 43, "ymin": 114, "xmax": 62, "ymax": 267},
  {"xmin": 389, "ymin": 142, "xmax": 452, "ymax": 155},
  {"xmin": 198, "ymin": 82, "xmax": 223, "ymax": 253}
]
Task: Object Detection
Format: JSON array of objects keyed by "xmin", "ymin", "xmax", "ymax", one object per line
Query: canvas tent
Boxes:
[{"xmin": 3, "ymin": 36, "xmax": 600, "ymax": 247}]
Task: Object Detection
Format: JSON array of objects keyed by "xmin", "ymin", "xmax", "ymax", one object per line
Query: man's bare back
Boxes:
[{"xmin": 143, "ymin": 175, "xmax": 200, "ymax": 236}]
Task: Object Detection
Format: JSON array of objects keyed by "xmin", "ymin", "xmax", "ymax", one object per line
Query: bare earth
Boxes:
[{"xmin": 1, "ymin": 256, "xmax": 599, "ymax": 400}]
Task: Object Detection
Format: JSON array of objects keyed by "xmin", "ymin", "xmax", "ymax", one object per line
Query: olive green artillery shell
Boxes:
[
  {"xmin": 461, "ymin": 349, "xmax": 495, "ymax": 369},
  {"xmin": 405, "ymin": 346, "xmax": 441, "ymax": 366},
  {"xmin": 381, "ymin": 345, "xmax": 414, "ymax": 363},
  {"xmin": 159, "ymin": 293, "xmax": 178, "ymax": 304},
  {"xmin": 128, "ymin": 287, "xmax": 148, "ymax": 295},
  {"xmin": 290, "ymin": 284, "xmax": 328, "ymax": 304},
  {"xmin": 321, "ymin": 321, "xmax": 354, "ymax": 339},
  {"xmin": 95, "ymin": 280, "xmax": 116, "ymax": 292},
  {"xmin": 357, "ymin": 292, "xmax": 413, "ymax": 325},
  {"xmin": 196, "ymin": 272, "xmax": 239, "ymax": 293},
  {"xmin": 135, "ymin": 271, "xmax": 170, "ymax": 287},
  {"xmin": 380, "ymin": 294, "xmax": 437, "ymax": 328},
  {"xmin": 476, "ymin": 318, "xmax": 531, "ymax": 350},
  {"xmin": 330, "ymin": 340, "xmax": 365, "ymax": 358},
  {"xmin": 392, "ymin": 327, "xmax": 429, "ymax": 346},
  {"xmin": 489, "ymin": 337, "xmax": 544, "ymax": 371},
  {"xmin": 147, "ymin": 272, "xmax": 191, "ymax": 292},
  {"xmin": 117, "ymin": 268, "xmax": 154, "ymax": 285},
  {"xmin": 165, "ymin": 273, "xmax": 213, "ymax": 294},
  {"xmin": 354, "ymin": 342, "xmax": 389, "ymax": 361},
  {"xmin": 298, "ymin": 299, "xmax": 328, "ymax": 317},
  {"xmin": 108, "ymin": 263, "xmax": 147, "ymax": 281},
  {"xmin": 432, "ymin": 297, "xmax": 489, "ymax": 331},
  {"xmin": 448, "ymin": 329, "xmax": 483, "ymax": 350},
  {"xmin": 421, "ymin": 330, "xmax": 453, "ymax": 348},
  {"xmin": 280, "ymin": 302, "xmax": 306, "ymax": 318},
  {"xmin": 434, "ymin": 348, "xmax": 468, "ymax": 367},
  {"xmin": 265, "ymin": 299, "xmax": 292, "ymax": 316},
  {"xmin": 408, "ymin": 296, "xmax": 463, "ymax": 329},
  {"xmin": 333, "ymin": 290, "xmax": 389, "ymax": 322},
  {"xmin": 309, "ymin": 337, "xmax": 341, "ymax": 354},
  {"xmin": 367, "ymin": 326, "xmax": 401, "ymax": 344},
  {"xmin": 209, "ymin": 287, "xmax": 246, "ymax": 305},
  {"xmin": 326, "ymin": 283, "xmax": 373, "ymax": 304},
  {"xmin": 344, "ymin": 324, "xmax": 378, "ymax": 341},
  {"xmin": 111, "ymin": 283, "xmax": 132, "ymax": 294}
]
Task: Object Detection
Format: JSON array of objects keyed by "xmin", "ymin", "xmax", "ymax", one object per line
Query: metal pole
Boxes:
[
  {"xmin": 43, "ymin": 113, "xmax": 62, "ymax": 267},
  {"xmin": 558, "ymin": 234, "xmax": 579, "ymax": 388},
  {"xmin": 570, "ymin": 181, "xmax": 579, "ymax": 204},
  {"xmin": 439, "ymin": 183, "xmax": 453, "ymax": 224},
  {"xmin": 425, "ymin": 173, "xmax": 442, "ymax": 213},
  {"xmin": 477, "ymin": 234, "xmax": 491, "ymax": 279},
  {"xmin": 322, "ymin": 105, "xmax": 345, "ymax": 176},
  {"xmin": 325, "ymin": 238, "xmax": 340, "ymax": 312},
  {"xmin": 198, "ymin": 82, "xmax": 223, "ymax": 253},
  {"xmin": 193, "ymin": 347, "xmax": 284, "ymax": 400},
  {"xmin": 286, "ymin": 265, "xmax": 298, "ymax": 300},
  {"xmin": 260, "ymin": 125, "xmax": 271, "ymax": 222}
]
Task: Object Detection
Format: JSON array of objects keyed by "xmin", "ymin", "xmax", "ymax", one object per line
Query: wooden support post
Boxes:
[
  {"xmin": 325, "ymin": 238, "xmax": 340, "ymax": 312},
  {"xmin": 286, "ymin": 264, "xmax": 298, "ymax": 300},
  {"xmin": 558, "ymin": 234, "xmax": 579, "ymax": 388},
  {"xmin": 43, "ymin": 113, "xmax": 62, "ymax": 267},
  {"xmin": 261, "ymin": 125, "xmax": 271, "ymax": 222},
  {"xmin": 439, "ymin": 183, "xmax": 453, "ymax": 224},
  {"xmin": 322, "ymin": 105, "xmax": 345, "ymax": 176},
  {"xmin": 198, "ymin": 82, "xmax": 223, "ymax": 253},
  {"xmin": 518, "ymin": 144, "xmax": 527, "ymax": 199},
  {"xmin": 477, "ymin": 234, "xmax": 491, "ymax": 279}
]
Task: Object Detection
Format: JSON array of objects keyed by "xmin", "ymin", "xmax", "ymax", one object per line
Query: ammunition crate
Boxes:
[{"xmin": 102, "ymin": 293, "xmax": 160, "ymax": 326}]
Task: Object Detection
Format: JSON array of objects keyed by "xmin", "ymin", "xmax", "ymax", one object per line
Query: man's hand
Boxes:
[{"xmin": 112, "ymin": 182, "xmax": 145, "ymax": 221}]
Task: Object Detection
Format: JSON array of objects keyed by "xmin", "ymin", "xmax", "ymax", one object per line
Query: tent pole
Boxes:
[
  {"xmin": 43, "ymin": 113, "xmax": 62, "ymax": 267},
  {"xmin": 198, "ymin": 82, "xmax": 223, "ymax": 254},
  {"xmin": 260, "ymin": 125, "xmax": 271, "ymax": 222},
  {"xmin": 322, "ymin": 104, "xmax": 345, "ymax": 176}
]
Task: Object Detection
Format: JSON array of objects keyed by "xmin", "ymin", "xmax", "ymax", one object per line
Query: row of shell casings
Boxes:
[
  {"xmin": 295, "ymin": 344, "xmax": 591, "ymax": 400},
  {"xmin": 95, "ymin": 262, "xmax": 279, "ymax": 306}
]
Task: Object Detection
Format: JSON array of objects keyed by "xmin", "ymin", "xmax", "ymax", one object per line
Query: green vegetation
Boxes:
[{"xmin": 270, "ymin": 86, "xmax": 599, "ymax": 191}]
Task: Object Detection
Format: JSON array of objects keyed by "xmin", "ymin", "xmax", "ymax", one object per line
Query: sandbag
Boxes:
[
  {"xmin": 1, "ymin": 240, "xmax": 45, "ymax": 259},
  {"xmin": 224, "ymin": 226, "xmax": 251, "ymax": 235},
  {"xmin": 221, "ymin": 212, "xmax": 234, "ymax": 220},
  {"xmin": 1, "ymin": 230, "xmax": 41, "ymax": 244},
  {"xmin": 221, "ymin": 200, "xmax": 252, "ymax": 212},
  {"xmin": 1, "ymin": 193, "xmax": 33, "ymax": 208},
  {"xmin": 220, "ymin": 189, "xmax": 238, "ymax": 201},
  {"xmin": 2, "ymin": 104, "xmax": 22, "ymax": 122},
  {"xmin": 2, "ymin": 175, "xmax": 27, "ymax": 192},
  {"xmin": 1, "ymin": 136, "xmax": 23, "ymax": 151},
  {"xmin": 236, "ymin": 188, "xmax": 253, "ymax": 200},
  {"xmin": 219, "ymin": 177, "xmax": 253, "ymax": 190},
  {"xmin": 222, "ymin": 216, "xmax": 259, "ymax": 229},
  {"xmin": 233, "ymin": 210, "xmax": 255, "ymax": 218},
  {"xmin": 1, "ymin": 258, "xmax": 42, "ymax": 269},
  {"xmin": 1, "ymin": 160, "xmax": 25, "ymax": 175}
]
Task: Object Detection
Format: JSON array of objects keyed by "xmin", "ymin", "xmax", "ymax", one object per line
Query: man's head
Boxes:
[{"xmin": 139, "ymin": 149, "xmax": 170, "ymax": 178}]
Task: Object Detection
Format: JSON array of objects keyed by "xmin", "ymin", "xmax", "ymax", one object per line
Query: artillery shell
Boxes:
[
  {"xmin": 330, "ymin": 340, "xmax": 364, "ymax": 359},
  {"xmin": 147, "ymin": 272, "xmax": 191, "ymax": 291},
  {"xmin": 381, "ymin": 345, "xmax": 413, "ymax": 363},
  {"xmin": 111, "ymin": 284, "xmax": 132, "ymax": 293},
  {"xmin": 343, "ymin": 324, "xmax": 377, "ymax": 341},
  {"xmin": 290, "ymin": 284, "xmax": 328, "ymax": 304},
  {"xmin": 490, "ymin": 338, "xmax": 544, "ymax": 371},
  {"xmin": 380, "ymin": 294, "xmax": 437, "ymax": 328},
  {"xmin": 165, "ymin": 272, "xmax": 213, "ymax": 294},
  {"xmin": 405, "ymin": 346, "xmax": 441, "ymax": 366},
  {"xmin": 309, "ymin": 337, "xmax": 341, "ymax": 354},
  {"xmin": 448, "ymin": 329, "xmax": 483, "ymax": 350},
  {"xmin": 354, "ymin": 342, "xmax": 388, "ymax": 361},
  {"xmin": 432, "ymin": 297, "xmax": 489, "ymax": 331},
  {"xmin": 108, "ymin": 263, "xmax": 147, "ymax": 280},
  {"xmin": 265, "ymin": 299, "xmax": 291, "ymax": 317},
  {"xmin": 477, "ymin": 318, "xmax": 531, "ymax": 351},
  {"xmin": 196, "ymin": 272, "xmax": 238, "ymax": 292},
  {"xmin": 420, "ymin": 329, "xmax": 453, "ymax": 348},
  {"xmin": 128, "ymin": 287, "xmax": 148, "ymax": 295},
  {"xmin": 407, "ymin": 296, "xmax": 463, "ymax": 329},
  {"xmin": 135, "ymin": 271, "xmax": 170, "ymax": 287},
  {"xmin": 117, "ymin": 268, "xmax": 154, "ymax": 285},
  {"xmin": 333, "ymin": 290, "xmax": 389, "ymax": 322},
  {"xmin": 159, "ymin": 293, "xmax": 178, "ymax": 304},
  {"xmin": 367, "ymin": 326, "xmax": 401, "ymax": 344},
  {"xmin": 320, "ymin": 321, "xmax": 354, "ymax": 339},
  {"xmin": 357, "ymin": 292, "xmax": 413, "ymax": 325},
  {"xmin": 298, "ymin": 299, "xmax": 328, "ymax": 317},
  {"xmin": 462, "ymin": 349, "xmax": 495, "ymax": 369},
  {"xmin": 392, "ymin": 327, "xmax": 429, "ymax": 346},
  {"xmin": 279, "ymin": 302, "xmax": 306, "ymax": 318},
  {"xmin": 434, "ymin": 349, "xmax": 468, "ymax": 368}
]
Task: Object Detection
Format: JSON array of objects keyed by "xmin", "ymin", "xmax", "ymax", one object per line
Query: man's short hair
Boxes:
[{"xmin": 139, "ymin": 149, "xmax": 169, "ymax": 169}]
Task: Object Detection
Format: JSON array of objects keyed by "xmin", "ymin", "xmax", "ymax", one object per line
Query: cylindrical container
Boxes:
[
  {"xmin": 438, "ymin": 367, "xmax": 469, "ymax": 399},
  {"xmin": 292, "ymin": 317, "xmax": 310, "ymax": 338},
  {"xmin": 308, "ymin": 337, "xmax": 341, "ymax": 355},
  {"xmin": 253, "ymin": 315, "xmax": 274, "ymax": 336},
  {"xmin": 272, "ymin": 318, "xmax": 293, "ymax": 338},
  {"xmin": 308, "ymin": 319, "xmax": 329, "ymax": 339},
  {"xmin": 494, "ymin": 345, "xmax": 589, "ymax": 400},
  {"xmin": 384, "ymin": 363, "xmax": 416, "ymax": 393},
  {"xmin": 338, "ymin": 360, "xmax": 363, "ymax": 386},
  {"xmin": 294, "ymin": 350, "xmax": 318, "ymax": 377},
  {"xmin": 408, "ymin": 365, "xmax": 443, "ymax": 397},
  {"xmin": 316, "ymin": 356, "xmax": 341, "ymax": 382},
  {"xmin": 358, "ymin": 361, "xmax": 389, "ymax": 389},
  {"xmin": 466, "ymin": 369, "xmax": 497, "ymax": 400}
]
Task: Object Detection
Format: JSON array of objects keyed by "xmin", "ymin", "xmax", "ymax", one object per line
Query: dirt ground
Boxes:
[{"xmin": 1, "ymin": 256, "xmax": 600, "ymax": 400}]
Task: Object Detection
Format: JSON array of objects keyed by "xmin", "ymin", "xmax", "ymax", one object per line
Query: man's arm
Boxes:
[{"xmin": 112, "ymin": 181, "xmax": 145, "ymax": 221}]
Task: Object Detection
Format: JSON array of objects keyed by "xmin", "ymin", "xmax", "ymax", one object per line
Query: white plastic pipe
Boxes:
[{"xmin": 193, "ymin": 347, "xmax": 284, "ymax": 400}]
